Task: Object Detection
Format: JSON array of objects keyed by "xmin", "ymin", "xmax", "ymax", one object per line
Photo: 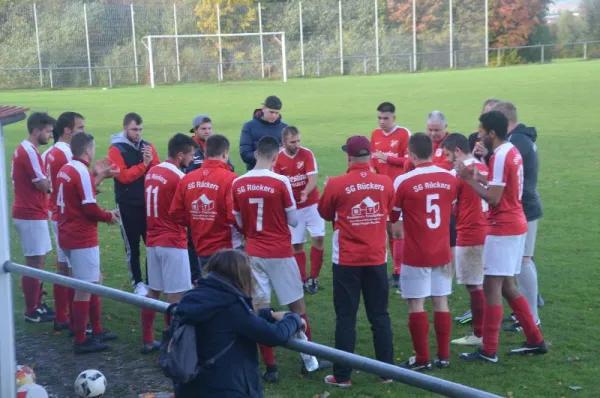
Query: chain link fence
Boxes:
[{"xmin": 1, "ymin": 1, "xmax": 599, "ymax": 89}]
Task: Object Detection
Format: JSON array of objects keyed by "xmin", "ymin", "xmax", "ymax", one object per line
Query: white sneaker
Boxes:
[
  {"xmin": 134, "ymin": 282, "xmax": 148, "ymax": 297},
  {"xmin": 451, "ymin": 333, "xmax": 483, "ymax": 346}
]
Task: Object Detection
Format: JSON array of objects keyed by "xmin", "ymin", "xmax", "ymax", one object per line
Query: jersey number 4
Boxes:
[
  {"xmin": 426, "ymin": 194, "xmax": 441, "ymax": 229},
  {"xmin": 57, "ymin": 183, "xmax": 65, "ymax": 214},
  {"xmin": 249, "ymin": 198, "xmax": 264, "ymax": 232},
  {"xmin": 146, "ymin": 185, "xmax": 159, "ymax": 218}
]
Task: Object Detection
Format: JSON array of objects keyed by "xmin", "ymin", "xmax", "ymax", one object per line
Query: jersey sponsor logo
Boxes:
[
  {"xmin": 348, "ymin": 197, "xmax": 385, "ymax": 226},
  {"xmin": 297, "ymin": 161, "xmax": 304, "ymax": 169},
  {"xmin": 390, "ymin": 140, "xmax": 399, "ymax": 148},
  {"xmin": 289, "ymin": 174, "xmax": 307, "ymax": 188},
  {"xmin": 190, "ymin": 194, "xmax": 217, "ymax": 221}
]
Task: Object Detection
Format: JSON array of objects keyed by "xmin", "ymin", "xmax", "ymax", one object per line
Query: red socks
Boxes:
[
  {"xmin": 301, "ymin": 313, "xmax": 312, "ymax": 341},
  {"xmin": 408, "ymin": 312, "xmax": 430, "ymax": 364},
  {"xmin": 309, "ymin": 247, "xmax": 324, "ymax": 279},
  {"xmin": 391, "ymin": 238, "xmax": 404, "ymax": 276},
  {"xmin": 470, "ymin": 289, "xmax": 486, "ymax": 338},
  {"xmin": 53, "ymin": 283, "xmax": 69, "ymax": 324},
  {"xmin": 21, "ymin": 276, "xmax": 40, "ymax": 316},
  {"xmin": 141, "ymin": 308, "xmax": 157, "ymax": 344},
  {"xmin": 294, "ymin": 252, "xmax": 307, "ymax": 281},
  {"xmin": 509, "ymin": 296, "xmax": 543, "ymax": 345},
  {"xmin": 68, "ymin": 288, "xmax": 75, "ymax": 330},
  {"xmin": 259, "ymin": 345, "xmax": 276, "ymax": 367},
  {"xmin": 89, "ymin": 294, "xmax": 102, "ymax": 334},
  {"xmin": 434, "ymin": 311, "xmax": 451, "ymax": 360},
  {"xmin": 482, "ymin": 304, "xmax": 503, "ymax": 355},
  {"xmin": 72, "ymin": 300, "xmax": 90, "ymax": 344}
]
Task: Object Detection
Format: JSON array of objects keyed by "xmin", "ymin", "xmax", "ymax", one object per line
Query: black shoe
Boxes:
[
  {"xmin": 262, "ymin": 366, "xmax": 279, "ymax": 383},
  {"xmin": 39, "ymin": 302, "xmax": 55, "ymax": 316},
  {"xmin": 54, "ymin": 319, "xmax": 70, "ymax": 331},
  {"xmin": 74, "ymin": 338, "xmax": 109, "ymax": 355},
  {"xmin": 24, "ymin": 308, "xmax": 54, "ymax": 323},
  {"xmin": 502, "ymin": 313, "xmax": 517, "ymax": 323},
  {"xmin": 502, "ymin": 319, "xmax": 541, "ymax": 333},
  {"xmin": 398, "ymin": 356, "xmax": 432, "ymax": 371},
  {"xmin": 305, "ymin": 278, "xmax": 318, "ymax": 295},
  {"xmin": 141, "ymin": 340, "xmax": 161, "ymax": 354},
  {"xmin": 537, "ymin": 294, "xmax": 545, "ymax": 308},
  {"xmin": 459, "ymin": 349, "xmax": 499, "ymax": 363},
  {"xmin": 434, "ymin": 357, "xmax": 450, "ymax": 369},
  {"xmin": 69, "ymin": 324, "xmax": 93, "ymax": 337},
  {"xmin": 301, "ymin": 359, "xmax": 331, "ymax": 375},
  {"xmin": 508, "ymin": 341, "xmax": 548, "ymax": 356},
  {"xmin": 92, "ymin": 329, "xmax": 118, "ymax": 342}
]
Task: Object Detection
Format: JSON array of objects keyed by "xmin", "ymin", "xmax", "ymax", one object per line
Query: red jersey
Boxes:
[
  {"xmin": 391, "ymin": 163, "xmax": 457, "ymax": 267},
  {"xmin": 57, "ymin": 158, "xmax": 113, "ymax": 250},
  {"xmin": 452, "ymin": 158, "xmax": 489, "ymax": 247},
  {"xmin": 11, "ymin": 140, "xmax": 48, "ymax": 220},
  {"xmin": 404, "ymin": 133, "xmax": 453, "ymax": 173},
  {"xmin": 318, "ymin": 163, "xmax": 394, "ymax": 266},
  {"xmin": 273, "ymin": 147, "xmax": 319, "ymax": 209},
  {"xmin": 170, "ymin": 160, "xmax": 241, "ymax": 256},
  {"xmin": 145, "ymin": 161, "xmax": 187, "ymax": 249},
  {"xmin": 487, "ymin": 142, "xmax": 528, "ymax": 236},
  {"xmin": 42, "ymin": 142, "xmax": 72, "ymax": 221},
  {"xmin": 370, "ymin": 126, "xmax": 411, "ymax": 182},
  {"xmin": 232, "ymin": 169, "xmax": 296, "ymax": 258}
]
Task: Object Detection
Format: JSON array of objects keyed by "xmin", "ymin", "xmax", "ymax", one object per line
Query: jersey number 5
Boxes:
[
  {"xmin": 426, "ymin": 193, "xmax": 441, "ymax": 229},
  {"xmin": 146, "ymin": 185, "xmax": 159, "ymax": 218},
  {"xmin": 249, "ymin": 198, "xmax": 264, "ymax": 232}
]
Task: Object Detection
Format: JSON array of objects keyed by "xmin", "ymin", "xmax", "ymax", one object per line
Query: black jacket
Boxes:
[
  {"xmin": 239, "ymin": 109, "xmax": 287, "ymax": 171},
  {"xmin": 508, "ymin": 124, "xmax": 543, "ymax": 222},
  {"xmin": 185, "ymin": 137, "xmax": 234, "ymax": 174},
  {"xmin": 175, "ymin": 273, "xmax": 302, "ymax": 398}
]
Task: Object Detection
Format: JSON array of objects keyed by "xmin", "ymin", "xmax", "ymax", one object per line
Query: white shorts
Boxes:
[
  {"xmin": 50, "ymin": 220, "xmax": 69, "ymax": 265},
  {"xmin": 250, "ymin": 256, "xmax": 304, "ymax": 306},
  {"xmin": 455, "ymin": 245, "xmax": 484, "ymax": 285},
  {"xmin": 400, "ymin": 264, "xmax": 453, "ymax": 299},
  {"xmin": 523, "ymin": 220, "xmax": 538, "ymax": 257},
  {"xmin": 290, "ymin": 204, "xmax": 326, "ymax": 245},
  {"xmin": 64, "ymin": 246, "xmax": 100, "ymax": 283},
  {"xmin": 13, "ymin": 219, "xmax": 52, "ymax": 257},
  {"xmin": 483, "ymin": 234, "xmax": 526, "ymax": 277},
  {"xmin": 147, "ymin": 246, "xmax": 192, "ymax": 294}
]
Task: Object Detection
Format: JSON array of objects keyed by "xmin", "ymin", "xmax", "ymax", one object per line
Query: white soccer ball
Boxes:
[
  {"xmin": 74, "ymin": 369, "xmax": 107, "ymax": 397},
  {"xmin": 16, "ymin": 365, "xmax": 36, "ymax": 387},
  {"xmin": 17, "ymin": 383, "xmax": 48, "ymax": 398}
]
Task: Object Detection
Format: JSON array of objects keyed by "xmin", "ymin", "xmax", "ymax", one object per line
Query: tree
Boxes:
[
  {"xmin": 488, "ymin": 0, "xmax": 552, "ymax": 47},
  {"xmin": 554, "ymin": 11, "xmax": 586, "ymax": 43},
  {"xmin": 581, "ymin": 0, "xmax": 600, "ymax": 40}
]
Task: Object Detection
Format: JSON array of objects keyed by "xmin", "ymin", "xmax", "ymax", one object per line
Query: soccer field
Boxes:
[{"xmin": 3, "ymin": 61, "xmax": 600, "ymax": 397}]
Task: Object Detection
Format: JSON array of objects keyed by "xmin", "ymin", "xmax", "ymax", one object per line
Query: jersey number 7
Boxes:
[{"xmin": 249, "ymin": 198, "xmax": 264, "ymax": 232}]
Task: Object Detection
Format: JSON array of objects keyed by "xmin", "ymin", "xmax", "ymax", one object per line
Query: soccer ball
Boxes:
[
  {"xmin": 74, "ymin": 369, "xmax": 107, "ymax": 397},
  {"xmin": 17, "ymin": 383, "xmax": 48, "ymax": 398},
  {"xmin": 16, "ymin": 365, "xmax": 36, "ymax": 387}
]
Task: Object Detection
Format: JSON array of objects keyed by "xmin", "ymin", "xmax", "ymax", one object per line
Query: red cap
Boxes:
[{"xmin": 342, "ymin": 135, "xmax": 371, "ymax": 157}]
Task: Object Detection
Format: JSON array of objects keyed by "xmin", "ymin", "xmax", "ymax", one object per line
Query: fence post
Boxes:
[
  {"xmin": 299, "ymin": 2, "xmax": 305, "ymax": 77},
  {"xmin": 163, "ymin": 65, "xmax": 167, "ymax": 83},
  {"xmin": 412, "ymin": 0, "xmax": 417, "ymax": 71},
  {"xmin": 33, "ymin": 3, "xmax": 43, "ymax": 87},
  {"xmin": 149, "ymin": 37, "xmax": 155, "ymax": 88},
  {"xmin": 49, "ymin": 68, "xmax": 54, "ymax": 89},
  {"xmin": 84, "ymin": 3, "xmax": 92, "ymax": 86},
  {"xmin": 496, "ymin": 48, "xmax": 501, "ymax": 66},
  {"xmin": 363, "ymin": 57, "xmax": 367, "ymax": 74},
  {"xmin": 282, "ymin": 32, "xmax": 287, "ymax": 82},
  {"xmin": 173, "ymin": 4, "xmax": 181, "ymax": 82},
  {"xmin": 130, "ymin": 4, "xmax": 139, "ymax": 84},
  {"xmin": 540, "ymin": 45, "xmax": 544, "ymax": 64},
  {"xmin": 258, "ymin": 3, "xmax": 265, "ymax": 78},
  {"xmin": 317, "ymin": 58, "xmax": 320, "ymax": 77},
  {"xmin": 484, "ymin": 0, "xmax": 489, "ymax": 66},
  {"xmin": 583, "ymin": 42, "xmax": 587, "ymax": 60},
  {"xmin": 338, "ymin": 0, "xmax": 344, "ymax": 75},
  {"xmin": 108, "ymin": 67, "xmax": 112, "ymax": 88},
  {"xmin": 449, "ymin": 0, "xmax": 454, "ymax": 68},
  {"xmin": 216, "ymin": 3, "xmax": 223, "ymax": 82},
  {"xmin": 374, "ymin": 0, "xmax": 380, "ymax": 74}
]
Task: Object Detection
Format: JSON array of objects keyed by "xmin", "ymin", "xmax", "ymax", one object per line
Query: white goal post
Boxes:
[{"xmin": 142, "ymin": 32, "xmax": 287, "ymax": 88}]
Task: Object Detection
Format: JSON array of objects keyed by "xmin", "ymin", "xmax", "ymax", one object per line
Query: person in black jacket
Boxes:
[{"xmin": 175, "ymin": 249, "xmax": 305, "ymax": 398}]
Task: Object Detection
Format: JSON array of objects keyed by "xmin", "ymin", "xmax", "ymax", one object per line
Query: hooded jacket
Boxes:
[
  {"xmin": 174, "ymin": 273, "xmax": 302, "ymax": 398},
  {"xmin": 185, "ymin": 135, "xmax": 235, "ymax": 174},
  {"xmin": 508, "ymin": 124, "xmax": 542, "ymax": 222},
  {"xmin": 239, "ymin": 109, "xmax": 288, "ymax": 171}
]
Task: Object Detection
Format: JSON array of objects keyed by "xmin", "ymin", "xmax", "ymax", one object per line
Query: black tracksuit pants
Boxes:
[{"xmin": 118, "ymin": 203, "xmax": 147, "ymax": 285}]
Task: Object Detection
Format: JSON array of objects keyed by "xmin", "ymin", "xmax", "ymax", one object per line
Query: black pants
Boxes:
[
  {"xmin": 187, "ymin": 229, "xmax": 201, "ymax": 284},
  {"xmin": 332, "ymin": 263, "xmax": 394, "ymax": 381},
  {"xmin": 118, "ymin": 203, "xmax": 147, "ymax": 285}
]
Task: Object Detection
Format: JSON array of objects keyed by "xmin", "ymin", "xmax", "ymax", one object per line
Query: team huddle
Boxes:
[{"xmin": 11, "ymin": 95, "xmax": 547, "ymax": 388}]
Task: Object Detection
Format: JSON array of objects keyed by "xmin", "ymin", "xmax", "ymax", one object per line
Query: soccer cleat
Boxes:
[
  {"xmin": 537, "ymin": 294, "xmax": 545, "ymax": 308},
  {"xmin": 508, "ymin": 341, "xmax": 548, "ymax": 356},
  {"xmin": 380, "ymin": 378, "xmax": 393, "ymax": 384},
  {"xmin": 301, "ymin": 359, "xmax": 331, "ymax": 375},
  {"xmin": 324, "ymin": 375, "xmax": 352, "ymax": 388},
  {"xmin": 69, "ymin": 324, "xmax": 93, "ymax": 337},
  {"xmin": 502, "ymin": 313, "xmax": 517, "ymax": 323},
  {"xmin": 305, "ymin": 278, "xmax": 318, "ymax": 295},
  {"xmin": 262, "ymin": 366, "xmax": 279, "ymax": 383},
  {"xmin": 24, "ymin": 308, "xmax": 54, "ymax": 323},
  {"xmin": 134, "ymin": 282, "xmax": 149, "ymax": 297},
  {"xmin": 141, "ymin": 340, "xmax": 161, "ymax": 355},
  {"xmin": 459, "ymin": 349, "xmax": 499, "ymax": 363},
  {"xmin": 502, "ymin": 319, "xmax": 541, "ymax": 333},
  {"xmin": 451, "ymin": 333, "xmax": 483, "ymax": 346},
  {"xmin": 39, "ymin": 302, "xmax": 55, "ymax": 316},
  {"xmin": 388, "ymin": 274, "xmax": 400, "ymax": 289},
  {"xmin": 74, "ymin": 338, "xmax": 109, "ymax": 355},
  {"xmin": 54, "ymin": 319, "xmax": 70, "ymax": 332},
  {"xmin": 92, "ymin": 329, "xmax": 118, "ymax": 342},
  {"xmin": 455, "ymin": 310, "xmax": 473, "ymax": 324},
  {"xmin": 434, "ymin": 357, "xmax": 450, "ymax": 369},
  {"xmin": 398, "ymin": 356, "xmax": 432, "ymax": 372}
]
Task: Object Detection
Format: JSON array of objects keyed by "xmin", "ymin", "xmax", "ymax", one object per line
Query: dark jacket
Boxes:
[
  {"xmin": 175, "ymin": 273, "xmax": 302, "ymax": 398},
  {"xmin": 239, "ymin": 109, "xmax": 288, "ymax": 171},
  {"xmin": 508, "ymin": 124, "xmax": 543, "ymax": 222},
  {"xmin": 468, "ymin": 131, "xmax": 492, "ymax": 165},
  {"xmin": 185, "ymin": 136, "xmax": 234, "ymax": 174}
]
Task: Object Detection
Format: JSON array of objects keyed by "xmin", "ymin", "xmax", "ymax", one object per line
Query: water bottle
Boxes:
[{"xmin": 297, "ymin": 331, "xmax": 319, "ymax": 372}]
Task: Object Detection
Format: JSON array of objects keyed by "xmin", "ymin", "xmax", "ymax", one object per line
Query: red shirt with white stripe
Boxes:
[
  {"xmin": 12, "ymin": 140, "xmax": 49, "ymax": 220},
  {"xmin": 42, "ymin": 142, "xmax": 73, "ymax": 221},
  {"xmin": 145, "ymin": 161, "xmax": 187, "ymax": 249},
  {"xmin": 487, "ymin": 142, "xmax": 528, "ymax": 236},
  {"xmin": 170, "ymin": 160, "xmax": 241, "ymax": 256},
  {"xmin": 370, "ymin": 126, "xmax": 411, "ymax": 182},
  {"xmin": 404, "ymin": 133, "xmax": 454, "ymax": 173},
  {"xmin": 232, "ymin": 169, "xmax": 296, "ymax": 258},
  {"xmin": 391, "ymin": 163, "xmax": 457, "ymax": 268},
  {"xmin": 57, "ymin": 158, "xmax": 113, "ymax": 250},
  {"xmin": 273, "ymin": 146, "xmax": 319, "ymax": 209},
  {"xmin": 318, "ymin": 163, "xmax": 394, "ymax": 266},
  {"xmin": 452, "ymin": 158, "xmax": 489, "ymax": 247}
]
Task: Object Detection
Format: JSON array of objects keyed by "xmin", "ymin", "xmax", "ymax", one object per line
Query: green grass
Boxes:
[{"xmin": 3, "ymin": 61, "xmax": 600, "ymax": 398}]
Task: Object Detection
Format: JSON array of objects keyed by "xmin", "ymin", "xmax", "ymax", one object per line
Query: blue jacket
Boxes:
[
  {"xmin": 174, "ymin": 273, "xmax": 302, "ymax": 398},
  {"xmin": 239, "ymin": 109, "xmax": 288, "ymax": 170}
]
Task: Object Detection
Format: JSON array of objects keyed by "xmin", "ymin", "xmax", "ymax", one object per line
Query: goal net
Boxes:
[{"xmin": 143, "ymin": 32, "xmax": 287, "ymax": 88}]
